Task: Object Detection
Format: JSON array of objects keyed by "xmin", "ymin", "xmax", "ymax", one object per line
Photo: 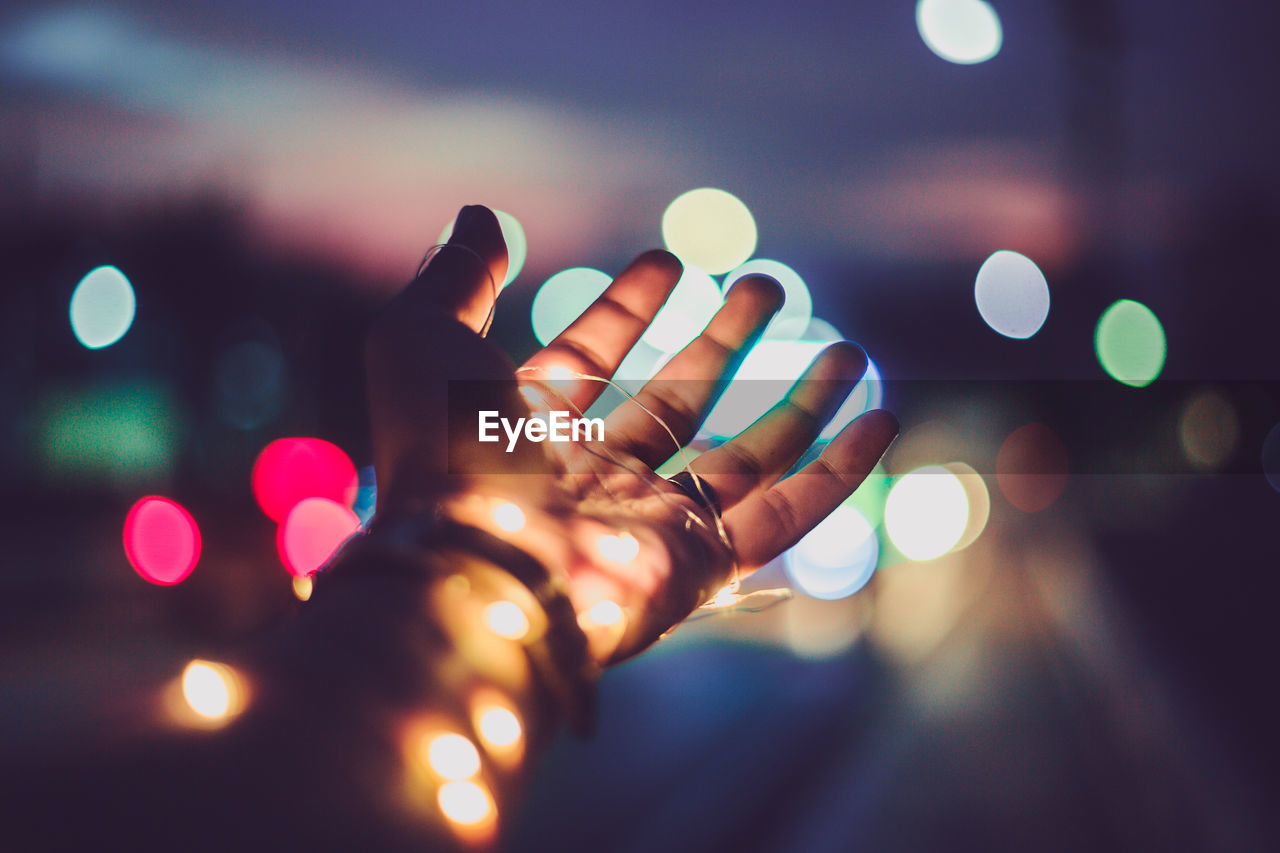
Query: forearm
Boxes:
[{"xmin": 10, "ymin": 529, "xmax": 590, "ymax": 851}]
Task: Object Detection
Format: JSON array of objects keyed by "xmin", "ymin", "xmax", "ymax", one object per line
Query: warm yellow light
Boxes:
[
  {"xmin": 594, "ymin": 532, "xmax": 639, "ymax": 564},
  {"xmin": 291, "ymin": 574, "xmax": 313, "ymax": 601},
  {"xmin": 584, "ymin": 599, "xmax": 624, "ymax": 627},
  {"xmin": 483, "ymin": 600, "xmax": 530, "ymax": 640},
  {"xmin": 182, "ymin": 660, "xmax": 233, "ymax": 719},
  {"xmin": 437, "ymin": 780, "xmax": 493, "ymax": 826},
  {"xmin": 477, "ymin": 707, "xmax": 522, "ymax": 748},
  {"xmin": 491, "ymin": 502, "xmax": 525, "ymax": 533},
  {"xmin": 427, "ymin": 733, "xmax": 481, "ymax": 781},
  {"xmin": 661, "ymin": 188, "xmax": 758, "ymax": 275}
]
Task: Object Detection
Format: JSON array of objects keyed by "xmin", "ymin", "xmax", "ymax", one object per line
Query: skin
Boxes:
[
  {"xmin": 367, "ymin": 204, "xmax": 899, "ymax": 662},
  {"xmin": 8, "ymin": 205, "xmax": 898, "ymax": 851}
]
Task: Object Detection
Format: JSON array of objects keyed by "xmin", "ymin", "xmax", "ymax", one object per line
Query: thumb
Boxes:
[{"xmin": 406, "ymin": 204, "xmax": 509, "ymax": 334}]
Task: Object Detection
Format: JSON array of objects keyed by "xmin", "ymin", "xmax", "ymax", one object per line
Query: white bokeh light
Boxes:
[
  {"xmin": 784, "ymin": 504, "xmax": 880, "ymax": 600},
  {"xmin": 916, "ymin": 0, "xmax": 1003, "ymax": 65},
  {"xmin": 974, "ymin": 250, "xmax": 1050, "ymax": 339},
  {"xmin": 641, "ymin": 264, "xmax": 723, "ymax": 353},
  {"xmin": 70, "ymin": 265, "xmax": 135, "ymax": 349},
  {"xmin": 884, "ymin": 465, "xmax": 970, "ymax": 561}
]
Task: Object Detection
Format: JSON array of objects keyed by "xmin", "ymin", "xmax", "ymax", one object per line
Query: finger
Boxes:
[
  {"xmin": 724, "ymin": 408, "xmax": 898, "ymax": 569},
  {"xmin": 520, "ymin": 250, "xmax": 683, "ymax": 412},
  {"xmin": 603, "ymin": 274, "xmax": 784, "ymax": 467},
  {"xmin": 392, "ymin": 204, "xmax": 509, "ymax": 335},
  {"xmin": 689, "ymin": 341, "xmax": 868, "ymax": 508}
]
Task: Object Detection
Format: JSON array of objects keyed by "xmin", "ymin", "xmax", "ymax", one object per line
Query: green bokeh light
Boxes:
[
  {"xmin": 531, "ymin": 267, "xmax": 611, "ymax": 345},
  {"xmin": 36, "ymin": 383, "xmax": 181, "ymax": 488},
  {"xmin": 1095, "ymin": 299, "xmax": 1166, "ymax": 387}
]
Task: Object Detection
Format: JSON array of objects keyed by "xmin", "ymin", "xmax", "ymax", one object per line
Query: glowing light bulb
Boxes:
[
  {"xmin": 477, "ymin": 708, "xmax": 522, "ymax": 748},
  {"xmin": 182, "ymin": 660, "xmax": 235, "ymax": 719},
  {"xmin": 1095, "ymin": 299, "xmax": 1166, "ymax": 387},
  {"xmin": 437, "ymin": 780, "xmax": 493, "ymax": 826},
  {"xmin": 70, "ymin": 265, "xmax": 135, "ymax": 349},
  {"xmin": 292, "ymin": 574, "xmax": 313, "ymax": 601},
  {"xmin": 483, "ymin": 601, "xmax": 530, "ymax": 640},
  {"xmin": 916, "ymin": 0, "xmax": 1002, "ymax": 65},
  {"xmin": 884, "ymin": 466, "xmax": 970, "ymax": 561},
  {"xmin": 427, "ymin": 733, "xmax": 482, "ymax": 780},
  {"xmin": 584, "ymin": 599, "xmax": 624, "ymax": 627},
  {"xmin": 594, "ymin": 532, "xmax": 639, "ymax": 564},
  {"xmin": 661, "ymin": 188, "xmax": 758, "ymax": 275},
  {"xmin": 491, "ymin": 502, "xmax": 525, "ymax": 532},
  {"xmin": 974, "ymin": 250, "xmax": 1050, "ymax": 339}
]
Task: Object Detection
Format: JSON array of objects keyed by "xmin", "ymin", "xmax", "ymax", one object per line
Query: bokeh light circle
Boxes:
[
  {"xmin": 1179, "ymin": 389, "xmax": 1239, "ymax": 471},
  {"xmin": 123, "ymin": 496, "xmax": 201, "ymax": 585},
  {"xmin": 916, "ymin": 0, "xmax": 1003, "ymax": 65},
  {"xmin": 70, "ymin": 265, "xmax": 135, "ymax": 349},
  {"xmin": 974, "ymin": 250, "xmax": 1050, "ymax": 339},
  {"xmin": 941, "ymin": 461, "xmax": 990, "ymax": 551},
  {"xmin": 252, "ymin": 438, "xmax": 358, "ymax": 523},
  {"xmin": 641, "ymin": 264, "xmax": 723, "ymax": 352},
  {"xmin": 996, "ymin": 422, "xmax": 1069, "ymax": 512},
  {"xmin": 1262, "ymin": 423, "xmax": 1280, "ymax": 493},
  {"xmin": 784, "ymin": 504, "xmax": 880, "ymax": 600},
  {"xmin": 661, "ymin": 188, "xmax": 757, "ymax": 275},
  {"xmin": 277, "ymin": 497, "xmax": 361, "ymax": 577},
  {"xmin": 884, "ymin": 466, "xmax": 970, "ymax": 561},
  {"xmin": 439, "ymin": 209, "xmax": 527, "ymax": 288},
  {"xmin": 531, "ymin": 267, "xmax": 612, "ymax": 346},
  {"xmin": 1095, "ymin": 299, "xmax": 1166, "ymax": 387},
  {"xmin": 723, "ymin": 259, "xmax": 813, "ymax": 340}
]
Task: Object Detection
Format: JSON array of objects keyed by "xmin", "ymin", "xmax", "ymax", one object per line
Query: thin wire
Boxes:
[
  {"xmin": 418, "ymin": 242, "xmax": 499, "ymax": 336},
  {"xmin": 515, "ymin": 365, "xmax": 743, "ymax": 600}
]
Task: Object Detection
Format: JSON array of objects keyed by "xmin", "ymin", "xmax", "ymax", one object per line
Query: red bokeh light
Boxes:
[
  {"xmin": 252, "ymin": 438, "xmax": 358, "ymax": 522},
  {"xmin": 277, "ymin": 497, "xmax": 361, "ymax": 577},
  {"xmin": 996, "ymin": 422, "xmax": 1069, "ymax": 513},
  {"xmin": 123, "ymin": 496, "xmax": 202, "ymax": 585}
]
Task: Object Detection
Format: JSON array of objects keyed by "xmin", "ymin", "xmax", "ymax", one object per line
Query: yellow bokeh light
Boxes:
[
  {"xmin": 437, "ymin": 780, "xmax": 494, "ymax": 826},
  {"xmin": 661, "ymin": 188, "xmax": 757, "ymax": 275},
  {"xmin": 182, "ymin": 660, "xmax": 235, "ymax": 719},
  {"xmin": 477, "ymin": 707, "xmax": 522, "ymax": 749},
  {"xmin": 427, "ymin": 733, "xmax": 481, "ymax": 781},
  {"xmin": 884, "ymin": 466, "xmax": 970, "ymax": 561},
  {"xmin": 483, "ymin": 600, "xmax": 530, "ymax": 640},
  {"xmin": 491, "ymin": 502, "xmax": 525, "ymax": 533},
  {"xmin": 291, "ymin": 574, "xmax": 313, "ymax": 601}
]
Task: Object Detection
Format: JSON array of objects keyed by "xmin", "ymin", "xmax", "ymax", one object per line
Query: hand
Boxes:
[{"xmin": 365, "ymin": 205, "xmax": 898, "ymax": 664}]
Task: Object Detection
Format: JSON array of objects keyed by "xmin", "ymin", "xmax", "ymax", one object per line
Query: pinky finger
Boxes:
[{"xmin": 723, "ymin": 408, "xmax": 898, "ymax": 570}]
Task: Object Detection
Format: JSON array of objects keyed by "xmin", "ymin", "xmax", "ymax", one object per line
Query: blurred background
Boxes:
[{"xmin": 2, "ymin": 1, "xmax": 1277, "ymax": 849}]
